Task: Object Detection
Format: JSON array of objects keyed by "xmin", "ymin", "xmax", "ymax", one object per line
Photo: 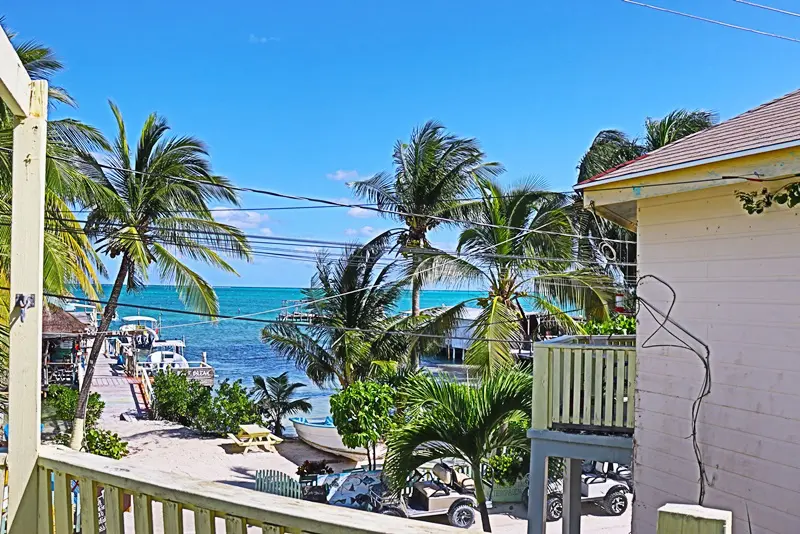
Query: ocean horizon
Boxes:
[{"xmin": 84, "ymin": 286, "xmax": 487, "ymax": 429}]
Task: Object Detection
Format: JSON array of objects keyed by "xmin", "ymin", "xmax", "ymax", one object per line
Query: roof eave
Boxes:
[{"xmin": 574, "ymin": 138, "xmax": 800, "ymax": 191}]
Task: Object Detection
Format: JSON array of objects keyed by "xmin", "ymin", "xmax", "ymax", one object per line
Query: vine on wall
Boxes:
[{"xmin": 736, "ymin": 182, "xmax": 800, "ymax": 214}]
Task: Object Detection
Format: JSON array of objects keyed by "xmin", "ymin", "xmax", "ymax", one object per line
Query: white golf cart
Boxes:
[
  {"xmin": 523, "ymin": 461, "xmax": 631, "ymax": 521},
  {"xmin": 369, "ymin": 463, "xmax": 483, "ymax": 529}
]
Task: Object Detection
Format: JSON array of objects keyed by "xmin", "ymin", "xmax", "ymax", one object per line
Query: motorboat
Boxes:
[
  {"xmin": 141, "ymin": 339, "xmax": 189, "ymax": 370},
  {"xmin": 289, "ymin": 416, "xmax": 372, "ymax": 462},
  {"xmin": 119, "ymin": 315, "xmax": 160, "ymax": 355}
]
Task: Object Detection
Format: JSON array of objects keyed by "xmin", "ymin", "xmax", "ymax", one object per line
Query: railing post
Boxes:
[
  {"xmin": 531, "ymin": 344, "xmax": 550, "ymax": 429},
  {"xmin": 657, "ymin": 504, "xmax": 732, "ymax": 533},
  {"xmin": 7, "ymin": 79, "xmax": 48, "ymax": 533}
]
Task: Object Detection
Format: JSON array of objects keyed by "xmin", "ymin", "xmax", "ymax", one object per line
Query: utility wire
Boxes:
[
  {"xmin": 734, "ymin": 0, "xmax": 800, "ymax": 18},
  {"xmin": 623, "ymin": 0, "xmax": 800, "ymax": 43}
]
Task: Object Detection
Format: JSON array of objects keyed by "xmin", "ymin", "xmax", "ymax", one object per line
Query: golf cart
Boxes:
[
  {"xmin": 523, "ymin": 461, "xmax": 631, "ymax": 521},
  {"xmin": 369, "ymin": 462, "xmax": 482, "ymax": 529}
]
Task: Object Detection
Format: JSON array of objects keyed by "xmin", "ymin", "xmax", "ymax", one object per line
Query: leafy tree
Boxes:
[
  {"xmin": 68, "ymin": 102, "xmax": 252, "ymax": 448},
  {"xmin": 195, "ymin": 379, "xmax": 260, "ymax": 436},
  {"xmin": 251, "ymin": 372, "xmax": 312, "ymax": 437},
  {"xmin": 384, "ymin": 369, "xmax": 532, "ymax": 533},
  {"xmin": 350, "ymin": 121, "xmax": 501, "ymax": 367},
  {"xmin": 261, "ymin": 235, "xmax": 461, "ymax": 388},
  {"xmin": 583, "ymin": 314, "xmax": 636, "ymax": 335},
  {"xmin": 418, "ymin": 177, "xmax": 613, "ymax": 376},
  {"xmin": 330, "ymin": 380, "xmax": 394, "ymax": 470}
]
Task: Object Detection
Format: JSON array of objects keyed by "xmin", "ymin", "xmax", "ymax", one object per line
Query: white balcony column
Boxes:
[
  {"xmin": 7, "ymin": 79, "xmax": 47, "ymax": 534},
  {"xmin": 562, "ymin": 458, "xmax": 582, "ymax": 534}
]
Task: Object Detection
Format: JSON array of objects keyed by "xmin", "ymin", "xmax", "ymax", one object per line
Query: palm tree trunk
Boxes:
[
  {"xmin": 472, "ymin": 463, "xmax": 492, "ymax": 532},
  {"xmin": 70, "ymin": 255, "xmax": 130, "ymax": 449}
]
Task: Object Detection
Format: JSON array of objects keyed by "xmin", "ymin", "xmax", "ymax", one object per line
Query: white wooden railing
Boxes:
[
  {"xmin": 36, "ymin": 446, "xmax": 457, "ymax": 534},
  {"xmin": 532, "ymin": 335, "xmax": 636, "ymax": 432}
]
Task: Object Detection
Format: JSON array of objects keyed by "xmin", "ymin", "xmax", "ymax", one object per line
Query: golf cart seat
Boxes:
[{"xmin": 432, "ymin": 463, "xmax": 475, "ymax": 493}]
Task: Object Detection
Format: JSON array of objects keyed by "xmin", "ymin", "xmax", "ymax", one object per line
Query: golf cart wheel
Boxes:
[
  {"xmin": 447, "ymin": 503, "xmax": 477, "ymax": 529},
  {"xmin": 603, "ymin": 491, "xmax": 628, "ymax": 516},
  {"xmin": 521, "ymin": 486, "xmax": 529, "ymax": 509},
  {"xmin": 546, "ymin": 495, "xmax": 563, "ymax": 522},
  {"xmin": 380, "ymin": 506, "xmax": 407, "ymax": 518}
]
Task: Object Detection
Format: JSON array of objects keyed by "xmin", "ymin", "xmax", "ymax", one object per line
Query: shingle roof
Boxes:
[{"xmin": 578, "ymin": 88, "xmax": 800, "ymax": 186}]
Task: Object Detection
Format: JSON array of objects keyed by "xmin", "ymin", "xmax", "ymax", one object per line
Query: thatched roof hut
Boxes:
[{"xmin": 42, "ymin": 305, "xmax": 89, "ymax": 338}]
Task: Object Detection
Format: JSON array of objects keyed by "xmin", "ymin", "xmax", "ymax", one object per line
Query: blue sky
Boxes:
[{"xmin": 6, "ymin": 0, "xmax": 800, "ymax": 287}]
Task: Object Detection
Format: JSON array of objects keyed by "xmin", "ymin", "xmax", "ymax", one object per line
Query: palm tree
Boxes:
[
  {"xmin": 350, "ymin": 121, "xmax": 502, "ymax": 367},
  {"xmin": 574, "ymin": 109, "xmax": 717, "ymax": 281},
  {"xmin": 251, "ymin": 372, "xmax": 312, "ymax": 437},
  {"xmin": 261, "ymin": 234, "xmax": 461, "ymax": 389},
  {"xmin": 384, "ymin": 369, "xmax": 532, "ymax": 532},
  {"xmin": 68, "ymin": 101, "xmax": 252, "ymax": 448},
  {"xmin": 418, "ymin": 177, "xmax": 613, "ymax": 376}
]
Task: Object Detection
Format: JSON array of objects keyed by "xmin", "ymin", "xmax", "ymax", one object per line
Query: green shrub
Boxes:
[
  {"xmin": 584, "ymin": 315, "xmax": 636, "ymax": 335},
  {"xmin": 46, "ymin": 385, "xmax": 104, "ymax": 429},
  {"xmin": 487, "ymin": 453, "xmax": 525, "ymax": 486},
  {"xmin": 152, "ymin": 373, "xmax": 258, "ymax": 436},
  {"xmin": 296, "ymin": 460, "xmax": 334, "ymax": 476},
  {"xmin": 85, "ymin": 428, "xmax": 129, "ymax": 459},
  {"xmin": 330, "ymin": 380, "xmax": 394, "ymax": 469}
]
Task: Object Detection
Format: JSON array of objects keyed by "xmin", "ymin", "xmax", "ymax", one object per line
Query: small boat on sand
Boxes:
[{"xmin": 289, "ymin": 417, "xmax": 370, "ymax": 462}]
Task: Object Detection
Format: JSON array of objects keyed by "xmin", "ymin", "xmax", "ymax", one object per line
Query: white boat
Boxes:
[
  {"xmin": 119, "ymin": 315, "xmax": 160, "ymax": 355},
  {"xmin": 142, "ymin": 340, "xmax": 189, "ymax": 370},
  {"xmin": 289, "ymin": 417, "xmax": 370, "ymax": 462}
]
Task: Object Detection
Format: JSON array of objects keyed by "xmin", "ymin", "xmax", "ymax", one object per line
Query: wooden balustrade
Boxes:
[
  {"xmin": 36, "ymin": 446, "xmax": 457, "ymax": 534},
  {"xmin": 532, "ymin": 336, "xmax": 636, "ymax": 433}
]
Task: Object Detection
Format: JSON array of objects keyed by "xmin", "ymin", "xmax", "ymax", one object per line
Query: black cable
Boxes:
[{"xmin": 635, "ymin": 274, "xmax": 711, "ymax": 505}]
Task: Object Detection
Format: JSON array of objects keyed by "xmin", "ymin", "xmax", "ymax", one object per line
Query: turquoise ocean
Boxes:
[{"xmin": 98, "ymin": 286, "xmax": 485, "ymax": 423}]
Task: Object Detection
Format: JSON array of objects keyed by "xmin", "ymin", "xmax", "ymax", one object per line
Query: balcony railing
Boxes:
[
  {"xmin": 532, "ymin": 335, "xmax": 636, "ymax": 433},
  {"xmin": 31, "ymin": 446, "xmax": 458, "ymax": 534}
]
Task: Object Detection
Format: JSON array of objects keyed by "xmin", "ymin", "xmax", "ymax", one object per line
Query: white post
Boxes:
[
  {"xmin": 201, "ymin": 351, "xmax": 207, "ymax": 365},
  {"xmin": 7, "ymin": 80, "xmax": 47, "ymax": 533}
]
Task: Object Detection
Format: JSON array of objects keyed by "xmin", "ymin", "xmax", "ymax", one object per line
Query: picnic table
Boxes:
[{"xmin": 227, "ymin": 424, "xmax": 283, "ymax": 453}]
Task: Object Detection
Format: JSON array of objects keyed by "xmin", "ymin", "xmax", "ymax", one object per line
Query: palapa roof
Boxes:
[
  {"xmin": 42, "ymin": 305, "xmax": 89, "ymax": 336},
  {"xmin": 577, "ymin": 87, "xmax": 800, "ymax": 187}
]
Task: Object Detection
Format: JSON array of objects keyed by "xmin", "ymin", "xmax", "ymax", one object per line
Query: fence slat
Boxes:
[
  {"xmin": 134, "ymin": 493, "xmax": 154, "ymax": 534},
  {"xmin": 603, "ymin": 350, "xmax": 614, "ymax": 426},
  {"xmin": 54, "ymin": 471, "xmax": 72, "ymax": 534},
  {"xmin": 226, "ymin": 515, "xmax": 247, "ymax": 534},
  {"xmin": 163, "ymin": 501, "xmax": 183, "ymax": 533},
  {"xmin": 195, "ymin": 508, "xmax": 213, "ymax": 534},
  {"xmin": 38, "ymin": 467, "xmax": 53, "ymax": 534},
  {"xmin": 79, "ymin": 477, "xmax": 99, "ymax": 534},
  {"xmin": 561, "ymin": 348, "xmax": 571, "ymax": 423},
  {"xmin": 104, "ymin": 486, "xmax": 125, "ymax": 534},
  {"xmin": 571, "ymin": 349, "xmax": 582, "ymax": 424},
  {"xmin": 614, "ymin": 350, "xmax": 625, "ymax": 427},
  {"xmin": 593, "ymin": 349, "xmax": 603, "ymax": 426},
  {"xmin": 550, "ymin": 348, "xmax": 560, "ymax": 426},
  {"xmin": 626, "ymin": 349, "xmax": 637, "ymax": 428},
  {"xmin": 582, "ymin": 349, "xmax": 593, "ymax": 424}
]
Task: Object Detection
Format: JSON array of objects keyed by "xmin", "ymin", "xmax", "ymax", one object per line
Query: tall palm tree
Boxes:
[
  {"xmin": 350, "ymin": 121, "xmax": 502, "ymax": 367},
  {"xmin": 261, "ymin": 234, "xmax": 461, "ymax": 389},
  {"xmin": 68, "ymin": 101, "xmax": 252, "ymax": 448},
  {"xmin": 418, "ymin": 177, "xmax": 613, "ymax": 376},
  {"xmin": 251, "ymin": 372, "xmax": 312, "ymax": 437},
  {"xmin": 574, "ymin": 109, "xmax": 717, "ymax": 282},
  {"xmin": 384, "ymin": 369, "xmax": 532, "ymax": 532}
]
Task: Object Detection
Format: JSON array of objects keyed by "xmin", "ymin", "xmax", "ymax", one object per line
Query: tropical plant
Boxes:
[
  {"xmin": 384, "ymin": 368, "xmax": 533, "ymax": 533},
  {"xmin": 260, "ymin": 235, "xmax": 461, "ymax": 388},
  {"xmin": 583, "ymin": 314, "xmax": 636, "ymax": 335},
  {"xmin": 330, "ymin": 380, "xmax": 394, "ymax": 469},
  {"xmin": 418, "ymin": 177, "xmax": 613, "ymax": 376},
  {"xmin": 251, "ymin": 372, "xmax": 312, "ymax": 437},
  {"xmin": 296, "ymin": 460, "xmax": 334, "ymax": 476},
  {"xmin": 350, "ymin": 121, "xmax": 501, "ymax": 366},
  {"xmin": 45, "ymin": 385, "xmax": 104, "ymax": 430},
  {"xmin": 84, "ymin": 428, "xmax": 129, "ymax": 460},
  {"xmin": 68, "ymin": 102, "xmax": 252, "ymax": 448},
  {"xmin": 574, "ymin": 109, "xmax": 717, "ymax": 283},
  {"xmin": 0, "ymin": 20, "xmax": 109, "ymax": 394},
  {"xmin": 195, "ymin": 379, "xmax": 260, "ymax": 436}
]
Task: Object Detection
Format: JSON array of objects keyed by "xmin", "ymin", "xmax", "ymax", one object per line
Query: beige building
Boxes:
[{"xmin": 577, "ymin": 89, "xmax": 800, "ymax": 534}]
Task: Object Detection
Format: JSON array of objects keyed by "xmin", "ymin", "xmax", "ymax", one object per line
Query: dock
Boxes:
[{"xmin": 90, "ymin": 353, "xmax": 149, "ymax": 422}]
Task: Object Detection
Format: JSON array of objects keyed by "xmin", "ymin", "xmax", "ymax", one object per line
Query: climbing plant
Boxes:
[{"xmin": 736, "ymin": 183, "xmax": 800, "ymax": 214}]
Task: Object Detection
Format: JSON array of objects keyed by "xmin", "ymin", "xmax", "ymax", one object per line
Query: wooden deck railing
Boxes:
[
  {"xmin": 532, "ymin": 335, "xmax": 636, "ymax": 433},
  {"xmin": 36, "ymin": 446, "xmax": 457, "ymax": 534}
]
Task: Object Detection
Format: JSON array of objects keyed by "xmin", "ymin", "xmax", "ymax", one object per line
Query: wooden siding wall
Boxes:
[{"xmin": 633, "ymin": 182, "xmax": 800, "ymax": 534}]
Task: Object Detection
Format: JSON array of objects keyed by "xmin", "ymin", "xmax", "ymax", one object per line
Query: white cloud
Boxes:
[
  {"xmin": 214, "ymin": 209, "xmax": 268, "ymax": 230},
  {"xmin": 347, "ymin": 206, "xmax": 373, "ymax": 218},
  {"xmin": 326, "ymin": 170, "xmax": 362, "ymax": 181},
  {"xmin": 260, "ymin": 227, "xmax": 273, "ymax": 236},
  {"xmin": 344, "ymin": 228, "xmax": 358, "ymax": 236},
  {"xmin": 249, "ymin": 34, "xmax": 279, "ymax": 44}
]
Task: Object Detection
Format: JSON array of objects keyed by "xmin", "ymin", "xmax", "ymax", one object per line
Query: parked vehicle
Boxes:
[
  {"xmin": 522, "ymin": 461, "xmax": 631, "ymax": 521},
  {"xmin": 369, "ymin": 463, "xmax": 482, "ymax": 529}
]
